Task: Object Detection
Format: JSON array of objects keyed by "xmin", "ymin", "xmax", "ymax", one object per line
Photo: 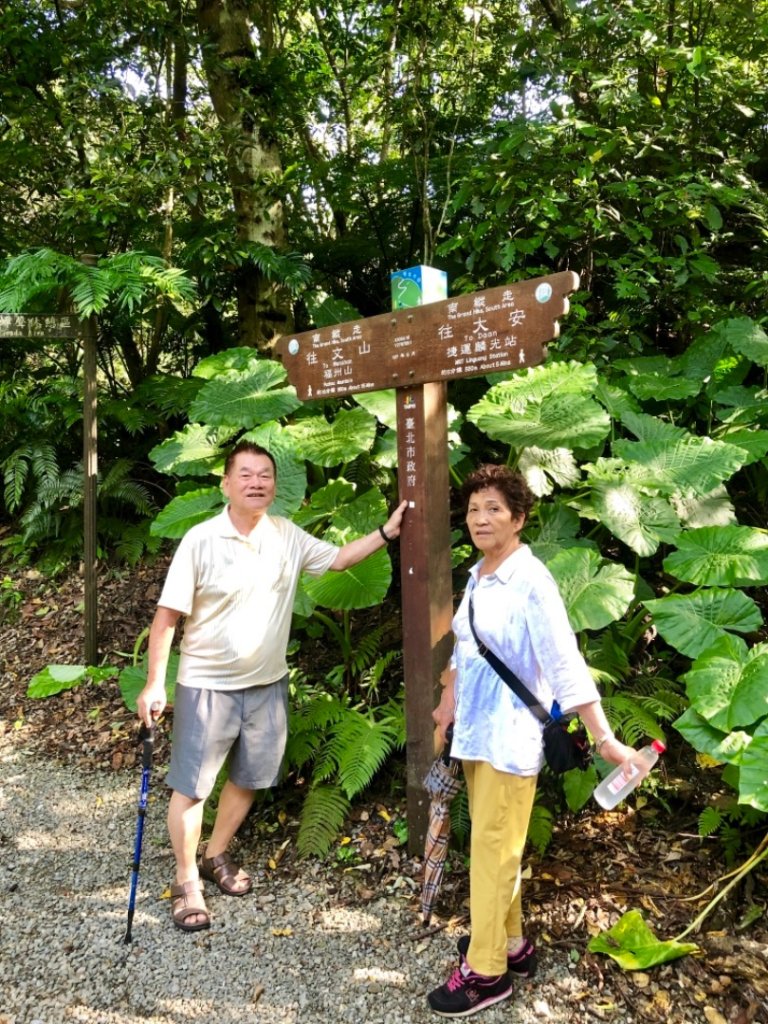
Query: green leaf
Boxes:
[
  {"xmin": 192, "ymin": 347, "xmax": 263, "ymax": 380},
  {"xmin": 587, "ymin": 475, "xmax": 680, "ymax": 556},
  {"xmin": 712, "ymin": 317, "xmax": 768, "ymax": 368},
  {"xmin": 682, "ymin": 635, "xmax": 768, "ymax": 732},
  {"xmin": 296, "ymin": 784, "xmax": 351, "ymax": 857},
  {"xmin": 611, "ymin": 436, "xmax": 748, "ymax": 496},
  {"xmin": 27, "ymin": 664, "xmax": 87, "ymax": 698},
  {"xmin": 467, "ymin": 361, "xmax": 610, "ymax": 451},
  {"xmin": 670, "ymin": 486, "xmax": 736, "ymax": 529},
  {"xmin": 150, "ymin": 487, "xmax": 223, "ymax": 539},
  {"xmin": 284, "ymin": 407, "xmax": 377, "ymax": 466},
  {"xmin": 303, "ymin": 290, "xmax": 361, "ymax": 327},
  {"xmin": 149, "ymin": 424, "xmax": 224, "ymax": 477},
  {"xmin": 118, "ymin": 653, "xmax": 179, "ymax": 712},
  {"xmin": 588, "ymin": 910, "xmax": 698, "ymax": 969},
  {"xmin": 663, "ymin": 526, "xmax": 768, "ymax": 586},
  {"xmin": 189, "ymin": 360, "xmax": 301, "ymax": 428},
  {"xmin": 519, "ymin": 446, "xmax": 581, "ymax": 496},
  {"xmin": 304, "ymin": 548, "xmax": 392, "ymax": 610},
  {"xmin": 674, "ymin": 707, "xmax": 751, "ymax": 764},
  {"xmin": 739, "ymin": 734, "xmax": 768, "ymax": 811},
  {"xmin": 547, "ymin": 548, "xmax": 635, "ymax": 631},
  {"xmin": 644, "ymin": 589, "xmax": 763, "ymax": 659},
  {"xmin": 354, "ymin": 389, "xmax": 398, "ymax": 429}
]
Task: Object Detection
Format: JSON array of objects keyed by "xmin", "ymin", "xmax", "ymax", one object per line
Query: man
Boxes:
[{"xmin": 137, "ymin": 441, "xmax": 406, "ymax": 931}]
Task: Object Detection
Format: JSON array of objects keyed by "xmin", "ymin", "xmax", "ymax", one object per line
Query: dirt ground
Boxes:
[{"xmin": 0, "ymin": 560, "xmax": 766, "ymax": 1024}]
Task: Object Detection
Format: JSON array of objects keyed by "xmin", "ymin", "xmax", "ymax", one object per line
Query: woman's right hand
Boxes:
[{"xmin": 432, "ymin": 700, "xmax": 454, "ymax": 746}]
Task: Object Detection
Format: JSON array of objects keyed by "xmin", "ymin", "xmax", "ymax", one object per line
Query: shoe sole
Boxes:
[{"xmin": 429, "ymin": 985, "xmax": 513, "ymax": 1018}]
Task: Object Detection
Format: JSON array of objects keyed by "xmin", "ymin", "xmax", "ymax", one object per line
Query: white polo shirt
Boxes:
[
  {"xmin": 451, "ymin": 545, "xmax": 600, "ymax": 775},
  {"xmin": 159, "ymin": 507, "xmax": 338, "ymax": 690}
]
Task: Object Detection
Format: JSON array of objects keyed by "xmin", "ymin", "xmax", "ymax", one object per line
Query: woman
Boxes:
[{"xmin": 428, "ymin": 465, "xmax": 635, "ymax": 1018}]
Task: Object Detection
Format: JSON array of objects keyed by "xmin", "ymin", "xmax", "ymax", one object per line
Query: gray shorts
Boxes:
[{"xmin": 165, "ymin": 677, "xmax": 289, "ymax": 800}]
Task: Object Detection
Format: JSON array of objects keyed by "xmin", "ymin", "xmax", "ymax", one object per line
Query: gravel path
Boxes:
[{"xmin": 0, "ymin": 735, "xmax": 608, "ymax": 1024}]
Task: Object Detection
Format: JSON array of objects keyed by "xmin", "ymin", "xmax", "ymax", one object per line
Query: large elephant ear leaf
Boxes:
[
  {"xmin": 469, "ymin": 387, "xmax": 610, "ymax": 450},
  {"xmin": 150, "ymin": 486, "xmax": 223, "ymax": 539},
  {"xmin": 611, "ymin": 436, "xmax": 747, "ymax": 496},
  {"xmin": 587, "ymin": 475, "xmax": 680, "ymax": 557},
  {"xmin": 644, "ymin": 589, "xmax": 763, "ymax": 659},
  {"xmin": 285, "ymin": 407, "xmax": 377, "ymax": 465},
  {"xmin": 739, "ymin": 730, "xmax": 768, "ymax": 812},
  {"xmin": 192, "ymin": 346, "xmax": 266, "ymax": 379},
  {"xmin": 682, "ymin": 635, "xmax": 768, "ymax": 732},
  {"xmin": 546, "ymin": 548, "xmax": 635, "ymax": 632},
  {"xmin": 711, "ymin": 316, "xmax": 768, "ymax": 368},
  {"xmin": 304, "ymin": 550, "xmax": 392, "ymax": 610},
  {"xmin": 304, "ymin": 487, "xmax": 391, "ymax": 609},
  {"xmin": 467, "ymin": 361, "xmax": 610, "ymax": 451},
  {"xmin": 518, "ymin": 446, "xmax": 580, "ymax": 496},
  {"xmin": 150, "ymin": 424, "xmax": 226, "ymax": 477},
  {"xmin": 663, "ymin": 526, "xmax": 768, "ymax": 586},
  {"xmin": 189, "ymin": 359, "xmax": 301, "ymax": 428},
  {"xmin": 674, "ymin": 707, "xmax": 752, "ymax": 765}
]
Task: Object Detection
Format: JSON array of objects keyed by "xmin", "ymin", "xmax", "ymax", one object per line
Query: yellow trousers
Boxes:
[{"xmin": 463, "ymin": 759, "xmax": 538, "ymax": 976}]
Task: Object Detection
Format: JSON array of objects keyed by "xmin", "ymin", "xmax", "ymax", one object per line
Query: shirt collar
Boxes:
[
  {"xmin": 217, "ymin": 505, "xmax": 269, "ymax": 542},
  {"xmin": 469, "ymin": 544, "xmax": 530, "ymax": 586}
]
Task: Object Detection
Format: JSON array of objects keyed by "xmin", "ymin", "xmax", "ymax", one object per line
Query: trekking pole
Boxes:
[{"xmin": 124, "ymin": 705, "xmax": 160, "ymax": 943}]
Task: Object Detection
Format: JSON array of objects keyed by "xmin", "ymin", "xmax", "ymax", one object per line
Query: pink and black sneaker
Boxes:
[{"xmin": 427, "ymin": 964, "xmax": 513, "ymax": 1017}]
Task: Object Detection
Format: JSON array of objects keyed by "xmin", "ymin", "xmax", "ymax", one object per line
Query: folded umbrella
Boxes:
[{"xmin": 421, "ymin": 724, "xmax": 464, "ymax": 927}]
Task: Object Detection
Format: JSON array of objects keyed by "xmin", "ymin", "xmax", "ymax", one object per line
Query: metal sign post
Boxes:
[{"xmin": 275, "ymin": 270, "xmax": 579, "ymax": 850}]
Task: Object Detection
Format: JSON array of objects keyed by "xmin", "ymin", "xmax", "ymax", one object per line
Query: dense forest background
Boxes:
[{"xmin": 1, "ymin": 0, "xmax": 767, "ymax": 869}]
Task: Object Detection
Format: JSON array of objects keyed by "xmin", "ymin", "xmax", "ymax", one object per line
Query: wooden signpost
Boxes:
[
  {"xmin": 279, "ymin": 269, "xmax": 580, "ymax": 850},
  {"xmin": 0, "ymin": 310, "xmax": 99, "ymax": 666}
]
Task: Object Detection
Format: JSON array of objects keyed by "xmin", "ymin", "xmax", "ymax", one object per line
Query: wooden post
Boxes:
[
  {"xmin": 396, "ymin": 381, "xmax": 455, "ymax": 853},
  {"xmin": 80, "ymin": 255, "xmax": 99, "ymax": 665},
  {"xmin": 391, "ymin": 266, "xmax": 455, "ymax": 853}
]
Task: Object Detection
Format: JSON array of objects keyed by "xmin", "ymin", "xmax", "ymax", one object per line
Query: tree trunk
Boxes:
[{"xmin": 197, "ymin": 0, "xmax": 293, "ymax": 353}]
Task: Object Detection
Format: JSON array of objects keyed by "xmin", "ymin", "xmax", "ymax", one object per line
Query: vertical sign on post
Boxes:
[{"xmin": 391, "ymin": 265, "xmax": 455, "ymax": 852}]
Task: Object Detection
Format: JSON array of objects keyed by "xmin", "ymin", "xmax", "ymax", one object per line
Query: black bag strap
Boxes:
[{"xmin": 468, "ymin": 591, "xmax": 553, "ymax": 727}]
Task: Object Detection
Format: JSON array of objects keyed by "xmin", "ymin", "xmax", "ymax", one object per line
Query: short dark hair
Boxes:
[
  {"xmin": 461, "ymin": 464, "xmax": 535, "ymax": 522},
  {"xmin": 223, "ymin": 441, "xmax": 277, "ymax": 478}
]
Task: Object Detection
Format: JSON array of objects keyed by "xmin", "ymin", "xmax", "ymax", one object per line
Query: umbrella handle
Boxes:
[{"xmin": 441, "ymin": 723, "xmax": 455, "ymax": 765}]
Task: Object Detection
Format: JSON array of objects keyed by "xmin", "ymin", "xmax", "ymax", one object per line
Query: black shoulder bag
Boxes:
[{"xmin": 468, "ymin": 593, "xmax": 592, "ymax": 774}]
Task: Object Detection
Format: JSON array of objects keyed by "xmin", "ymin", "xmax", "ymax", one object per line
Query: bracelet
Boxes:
[
  {"xmin": 594, "ymin": 732, "xmax": 614, "ymax": 754},
  {"xmin": 378, "ymin": 524, "xmax": 391, "ymax": 543}
]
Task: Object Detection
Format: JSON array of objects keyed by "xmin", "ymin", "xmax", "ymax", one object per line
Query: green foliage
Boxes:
[
  {"xmin": 588, "ymin": 910, "xmax": 699, "ymax": 970},
  {"xmin": 285, "ymin": 681, "xmax": 405, "ymax": 856},
  {"xmin": 27, "ymin": 664, "xmax": 117, "ymax": 699}
]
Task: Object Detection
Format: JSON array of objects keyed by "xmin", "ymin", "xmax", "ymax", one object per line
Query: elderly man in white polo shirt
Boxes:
[{"xmin": 137, "ymin": 441, "xmax": 407, "ymax": 932}]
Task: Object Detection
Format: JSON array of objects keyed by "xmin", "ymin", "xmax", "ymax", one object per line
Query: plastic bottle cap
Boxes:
[{"xmin": 651, "ymin": 740, "xmax": 666, "ymax": 753}]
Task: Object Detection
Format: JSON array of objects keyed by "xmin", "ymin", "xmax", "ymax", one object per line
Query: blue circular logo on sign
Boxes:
[
  {"xmin": 535, "ymin": 283, "xmax": 553, "ymax": 304},
  {"xmin": 288, "ymin": 339, "xmax": 300, "ymax": 355}
]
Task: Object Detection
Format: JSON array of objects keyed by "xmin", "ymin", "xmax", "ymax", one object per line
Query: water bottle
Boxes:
[{"xmin": 594, "ymin": 740, "xmax": 666, "ymax": 810}]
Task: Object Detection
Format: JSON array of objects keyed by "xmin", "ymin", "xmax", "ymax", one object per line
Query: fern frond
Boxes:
[
  {"xmin": 336, "ymin": 714, "xmax": 401, "ymax": 798},
  {"xmin": 698, "ymin": 807, "xmax": 723, "ymax": 838},
  {"xmin": 296, "ymin": 784, "xmax": 351, "ymax": 857},
  {"xmin": 600, "ymin": 693, "xmax": 665, "ymax": 747},
  {"xmin": 527, "ymin": 802, "xmax": 555, "ymax": 855},
  {"xmin": 449, "ymin": 787, "xmax": 471, "ymax": 847}
]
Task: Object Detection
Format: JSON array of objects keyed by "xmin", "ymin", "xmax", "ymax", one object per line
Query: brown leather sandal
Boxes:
[
  {"xmin": 170, "ymin": 879, "xmax": 211, "ymax": 932},
  {"xmin": 198, "ymin": 851, "xmax": 252, "ymax": 896}
]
